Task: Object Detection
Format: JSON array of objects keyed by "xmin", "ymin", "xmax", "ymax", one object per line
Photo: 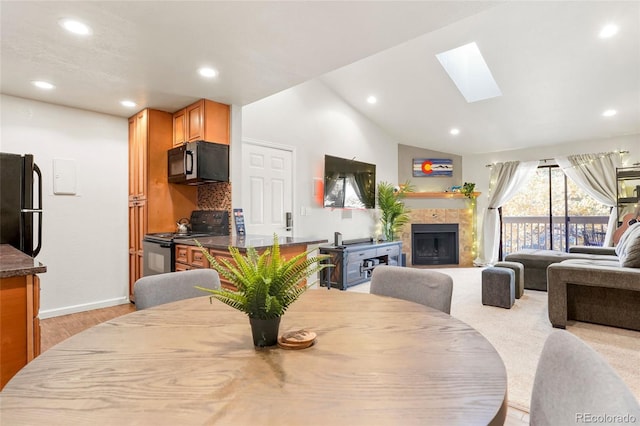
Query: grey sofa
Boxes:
[
  {"xmin": 504, "ymin": 224, "xmax": 640, "ymax": 330},
  {"xmin": 504, "ymin": 247, "xmax": 618, "ymax": 291},
  {"xmin": 547, "ymin": 258, "xmax": 640, "ymax": 331}
]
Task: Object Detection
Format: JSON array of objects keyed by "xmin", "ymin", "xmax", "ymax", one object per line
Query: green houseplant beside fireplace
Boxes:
[
  {"xmin": 377, "ymin": 180, "xmax": 414, "ymax": 242},
  {"xmin": 195, "ymin": 235, "xmax": 329, "ymax": 347}
]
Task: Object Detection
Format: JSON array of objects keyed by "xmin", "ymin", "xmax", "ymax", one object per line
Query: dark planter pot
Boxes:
[{"xmin": 249, "ymin": 317, "xmax": 281, "ymax": 347}]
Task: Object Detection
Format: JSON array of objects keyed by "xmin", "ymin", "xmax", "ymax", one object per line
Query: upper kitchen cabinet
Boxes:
[
  {"xmin": 172, "ymin": 99, "xmax": 230, "ymax": 147},
  {"xmin": 172, "ymin": 108, "xmax": 186, "ymax": 147},
  {"xmin": 129, "ymin": 111, "xmax": 147, "ymax": 201}
]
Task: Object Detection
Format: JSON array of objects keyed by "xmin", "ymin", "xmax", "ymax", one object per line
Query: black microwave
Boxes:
[{"xmin": 168, "ymin": 140, "xmax": 229, "ymax": 185}]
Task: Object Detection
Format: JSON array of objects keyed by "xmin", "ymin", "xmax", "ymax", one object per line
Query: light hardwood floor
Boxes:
[
  {"xmin": 40, "ymin": 303, "xmax": 136, "ymax": 353},
  {"xmin": 40, "ymin": 303, "xmax": 529, "ymax": 425}
]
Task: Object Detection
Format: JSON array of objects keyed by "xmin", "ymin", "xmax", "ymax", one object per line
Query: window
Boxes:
[{"xmin": 501, "ymin": 166, "xmax": 609, "ymax": 257}]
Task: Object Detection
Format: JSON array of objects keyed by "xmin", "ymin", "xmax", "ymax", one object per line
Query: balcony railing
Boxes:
[{"xmin": 502, "ymin": 215, "xmax": 609, "ymax": 257}]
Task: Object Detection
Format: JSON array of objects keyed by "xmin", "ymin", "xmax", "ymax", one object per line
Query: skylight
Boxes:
[{"xmin": 436, "ymin": 42, "xmax": 502, "ymax": 103}]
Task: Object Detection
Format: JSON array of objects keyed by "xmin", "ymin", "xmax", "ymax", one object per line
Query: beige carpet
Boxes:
[{"xmin": 347, "ymin": 267, "xmax": 640, "ymax": 412}]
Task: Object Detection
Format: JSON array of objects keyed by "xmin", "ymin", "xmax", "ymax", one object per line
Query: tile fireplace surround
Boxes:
[{"xmin": 400, "ymin": 208, "xmax": 474, "ymax": 267}]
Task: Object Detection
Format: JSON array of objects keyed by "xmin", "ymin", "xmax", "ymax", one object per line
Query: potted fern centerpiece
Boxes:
[{"xmin": 195, "ymin": 235, "xmax": 329, "ymax": 348}]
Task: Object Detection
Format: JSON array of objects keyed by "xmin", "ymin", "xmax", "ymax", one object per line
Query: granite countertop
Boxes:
[
  {"xmin": 0, "ymin": 244, "xmax": 47, "ymax": 278},
  {"xmin": 179, "ymin": 235, "xmax": 328, "ymax": 251}
]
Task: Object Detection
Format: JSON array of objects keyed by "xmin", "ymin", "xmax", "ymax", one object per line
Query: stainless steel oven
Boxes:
[
  {"xmin": 143, "ymin": 236, "xmax": 174, "ymax": 276},
  {"xmin": 142, "ymin": 210, "xmax": 229, "ymax": 276}
]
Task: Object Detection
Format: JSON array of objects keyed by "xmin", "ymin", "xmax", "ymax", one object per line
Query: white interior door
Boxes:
[{"xmin": 241, "ymin": 142, "xmax": 293, "ymax": 237}]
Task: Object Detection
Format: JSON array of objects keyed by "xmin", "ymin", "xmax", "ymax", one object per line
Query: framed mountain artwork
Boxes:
[{"xmin": 413, "ymin": 158, "xmax": 453, "ymax": 177}]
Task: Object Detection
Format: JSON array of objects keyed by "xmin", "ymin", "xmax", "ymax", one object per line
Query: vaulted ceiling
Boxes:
[{"xmin": 2, "ymin": 1, "xmax": 638, "ymax": 155}]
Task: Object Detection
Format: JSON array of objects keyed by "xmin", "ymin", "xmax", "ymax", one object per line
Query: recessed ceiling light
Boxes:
[
  {"xmin": 436, "ymin": 42, "xmax": 502, "ymax": 103},
  {"xmin": 120, "ymin": 100, "xmax": 137, "ymax": 108},
  {"xmin": 602, "ymin": 109, "xmax": 617, "ymax": 117},
  {"xmin": 450, "ymin": 128, "xmax": 460, "ymax": 135},
  {"xmin": 599, "ymin": 24, "xmax": 619, "ymax": 39},
  {"xmin": 31, "ymin": 80, "xmax": 55, "ymax": 90},
  {"xmin": 198, "ymin": 67, "xmax": 218, "ymax": 78},
  {"xmin": 59, "ymin": 19, "xmax": 92, "ymax": 35},
  {"xmin": 367, "ymin": 95, "xmax": 377, "ymax": 104}
]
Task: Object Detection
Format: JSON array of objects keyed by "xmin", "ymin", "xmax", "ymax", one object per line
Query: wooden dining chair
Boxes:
[
  {"xmin": 369, "ymin": 265, "xmax": 453, "ymax": 314},
  {"xmin": 530, "ymin": 331, "xmax": 640, "ymax": 425},
  {"xmin": 133, "ymin": 269, "xmax": 221, "ymax": 310}
]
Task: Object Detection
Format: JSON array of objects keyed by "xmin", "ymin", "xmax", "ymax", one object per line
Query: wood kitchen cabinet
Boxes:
[
  {"xmin": 175, "ymin": 244, "xmax": 211, "ymax": 272},
  {"xmin": 172, "ymin": 108, "xmax": 186, "ymax": 147},
  {"xmin": 0, "ymin": 275, "xmax": 41, "ymax": 390},
  {"xmin": 174, "ymin": 245, "xmax": 240, "ymax": 290},
  {"xmin": 128, "ymin": 109, "xmax": 198, "ymax": 300},
  {"xmin": 172, "ymin": 99, "xmax": 230, "ymax": 147},
  {"xmin": 0, "ymin": 245, "xmax": 46, "ymax": 390}
]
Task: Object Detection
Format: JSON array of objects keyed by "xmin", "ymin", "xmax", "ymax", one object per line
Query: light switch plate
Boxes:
[{"xmin": 53, "ymin": 158, "xmax": 77, "ymax": 195}]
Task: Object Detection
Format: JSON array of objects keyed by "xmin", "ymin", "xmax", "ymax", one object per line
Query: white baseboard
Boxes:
[{"xmin": 39, "ymin": 296, "xmax": 131, "ymax": 319}]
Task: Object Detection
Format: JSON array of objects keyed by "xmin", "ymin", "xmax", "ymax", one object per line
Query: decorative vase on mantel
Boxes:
[{"xmin": 194, "ymin": 234, "xmax": 330, "ymax": 348}]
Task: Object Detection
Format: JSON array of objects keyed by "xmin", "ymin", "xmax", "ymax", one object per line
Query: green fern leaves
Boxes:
[
  {"xmin": 377, "ymin": 180, "xmax": 413, "ymax": 241},
  {"xmin": 195, "ymin": 235, "xmax": 330, "ymax": 319}
]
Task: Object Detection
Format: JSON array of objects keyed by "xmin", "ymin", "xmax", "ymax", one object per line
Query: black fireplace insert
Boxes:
[{"xmin": 411, "ymin": 223, "xmax": 459, "ymax": 266}]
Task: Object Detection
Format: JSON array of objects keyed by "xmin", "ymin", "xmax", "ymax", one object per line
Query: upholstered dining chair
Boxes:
[
  {"xmin": 134, "ymin": 269, "xmax": 221, "ymax": 310},
  {"xmin": 369, "ymin": 265, "xmax": 453, "ymax": 314},
  {"xmin": 530, "ymin": 331, "xmax": 640, "ymax": 425}
]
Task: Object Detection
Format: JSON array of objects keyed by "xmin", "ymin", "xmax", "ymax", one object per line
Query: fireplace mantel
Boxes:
[{"xmin": 404, "ymin": 192, "xmax": 481, "ymax": 199}]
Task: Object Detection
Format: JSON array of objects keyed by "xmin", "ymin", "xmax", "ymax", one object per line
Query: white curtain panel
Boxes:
[
  {"xmin": 556, "ymin": 153, "xmax": 621, "ymax": 247},
  {"xmin": 476, "ymin": 160, "xmax": 538, "ymax": 265}
]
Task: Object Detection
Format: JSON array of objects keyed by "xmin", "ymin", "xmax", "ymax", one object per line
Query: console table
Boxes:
[{"xmin": 320, "ymin": 240, "xmax": 402, "ymax": 290}]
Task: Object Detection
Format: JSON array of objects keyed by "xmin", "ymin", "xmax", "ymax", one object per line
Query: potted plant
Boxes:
[
  {"xmin": 461, "ymin": 182, "xmax": 476, "ymax": 198},
  {"xmin": 377, "ymin": 180, "xmax": 414, "ymax": 241},
  {"xmin": 195, "ymin": 235, "xmax": 329, "ymax": 347}
]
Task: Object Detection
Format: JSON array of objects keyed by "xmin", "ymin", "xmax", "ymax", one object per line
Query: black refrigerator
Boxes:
[{"xmin": 0, "ymin": 152, "xmax": 43, "ymax": 257}]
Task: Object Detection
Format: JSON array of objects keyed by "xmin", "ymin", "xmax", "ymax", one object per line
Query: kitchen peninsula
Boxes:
[
  {"xmin": 0, "ymin": 244, "xmax": 47, "ymax": 389},
  {"xmin": 174, "ymin": 235, "xmax": 328, "ymax": 289}
]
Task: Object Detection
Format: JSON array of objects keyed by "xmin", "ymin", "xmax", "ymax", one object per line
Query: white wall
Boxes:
[
  {"xmin": 1, "ymin": 95, "xmax": 129, "ymax": 318},
  {"xmin": 240, "ymin": 79, "xmax": 398, "ymax": 241},
  {"xmin": 462, "ymin": 134, "xmax": 640, "ymax": 258}
]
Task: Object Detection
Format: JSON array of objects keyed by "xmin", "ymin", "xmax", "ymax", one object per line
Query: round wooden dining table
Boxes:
[{"xmin": 0, "ymin": 290, "xmax": 507, "ymax": 425}]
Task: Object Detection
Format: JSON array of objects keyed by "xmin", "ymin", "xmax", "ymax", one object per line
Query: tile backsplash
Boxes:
[{"xmin": 198, "ymin": 182, "xmax": 232, "ymax": 233}]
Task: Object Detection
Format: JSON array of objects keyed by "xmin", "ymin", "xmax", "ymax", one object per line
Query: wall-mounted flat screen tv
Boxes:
[{"xmin": 324, "ymin": 155, "xmax": 376, "ymax": 209}]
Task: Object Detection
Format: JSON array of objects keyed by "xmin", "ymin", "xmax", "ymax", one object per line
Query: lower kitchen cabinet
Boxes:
[
  {"xmin": 175, "ymin": 245, "xmax": 210, "ymax": 270},
  {"xmin": 174, "ymin": 245, "xmax": 234, "ymax": 289},
  {"xmin": 0, "ymin": 245, "xmax": 45, "ymax": 390}
]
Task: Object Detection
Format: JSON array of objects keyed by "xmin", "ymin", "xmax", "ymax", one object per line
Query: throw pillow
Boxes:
[
  {"xmin": 615, "ymin": 222, "xmax": 640, "ymax": 267},
  {"xmin": 615, "ymin": 222, "xmax": 640, "ymax": 257}
]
